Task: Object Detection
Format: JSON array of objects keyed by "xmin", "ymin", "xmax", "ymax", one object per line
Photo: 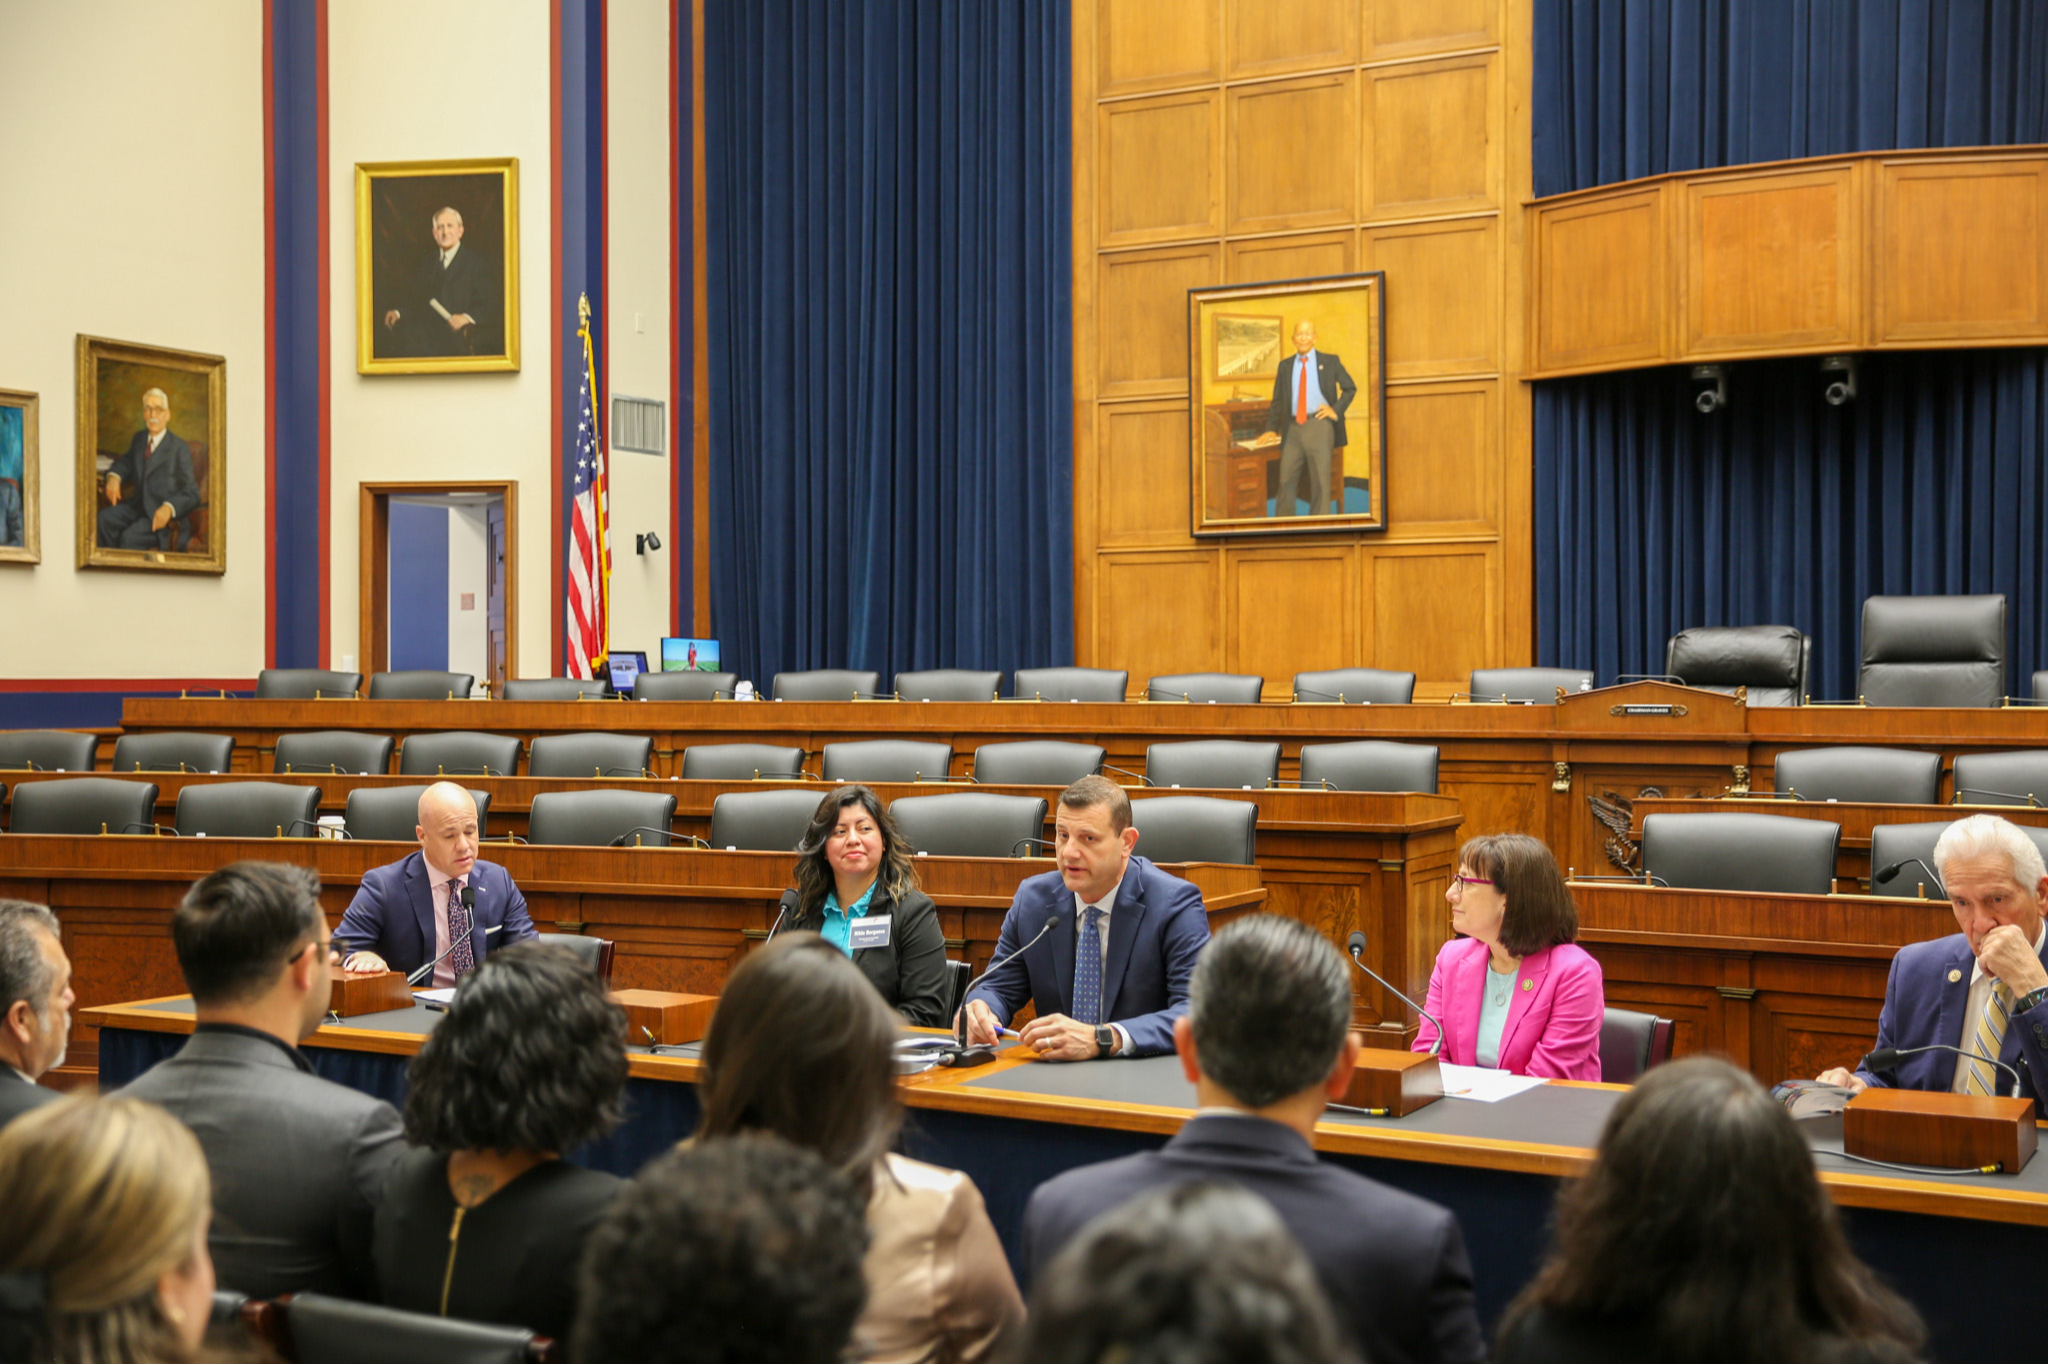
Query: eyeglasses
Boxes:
[
  {"xmin": 290, "ymin": 936, "xmax": 349, "ymax": 966},
  {"xmin": 1448, "ymin": 876, "xmax": 1496, "ymax": 892}
]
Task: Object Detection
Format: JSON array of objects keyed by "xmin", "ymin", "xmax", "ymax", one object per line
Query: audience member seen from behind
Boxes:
[
  {"xmin": 1415, "ymin": 833, "xmax": 1604, "ymax": 1078},
  {"xmin": 787, "ymin": 784, "xmax": 951, "ymax": 1026},
  {"xmin": 696, "ymin": 932, "xmax": 1024, "ymax": 1361},
  {"xmin": 1024, "ymin": 914, "xmax": 1484, "ymax": 1362},
  {"xmin": 0, "ymin": 899, "xmax": 72, "ymax": 1128},
  {"xmin": 118, "ymin": 861, "xmax": 403, "ymax": 1299},
  {"xmin": 572, "ymin": 1134, "xmax": 868, "ymax": 1364},
  {"xmin": 1023, "ymin": 1180, "xmax": 1352, "ymax": 1364},
  {"xmin": 375, "ymin": 942, "xmax": 627, "ymax": 1341},
  {"xmin": 0, "ymin": 1096, "xmax": 216, "ymax": 1364},
  {"xmin": 1495, "ymin": 1056, "xmax": 1924, "ymax": 1362}
]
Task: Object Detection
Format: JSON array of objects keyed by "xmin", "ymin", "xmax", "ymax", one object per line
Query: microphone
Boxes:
[
  {"xmin": 1100, "ymin": 763, "xmax": 1151, "ymax": 786},
  {"xmin": 852, "ymin": 691, "xmax": 901, "ymax": 701},
  {"xmin": 1265, "ymin": 777, "xmax": 1334, "ymax": 790},
  {"xmin": 1874, "ymin": 858, "xmax": 1946, "ymax": 899},
  {"xmin": 1144, "ymin": 685, "xmax": 1190, "ymax": 702},
  {"xmin": 605, "ymin": 825, "xmax": 680, "ymax": 847},
  {"xmin": 1346, "ymin": 930, "xmax": 1445, "ymax": 1056},
  {"xmin": 433, "ymin": 764, "xmax": 503, "ymax": 777},
  {"xmin": 1, "ymin": 759, "xmax": 47, "ymax": 772},
  {"xmin": 749, "ymin": 769, "xmax": 817, "ymax": 782},
  {"xmin": 601, "ymin": 766, "xmax": 653, "ymax": 778},
  {"xmin": 402, "ymin": 891, "xmax": 502, "ymax": 986},
  {"xmin": 1566, "ymin": 872, "xmax": 1672, "ymax": 887},
  {"xmin": 1291, "ymin": 686, "xmax": 1363, "ymax": 704},
  {"xmin": 1954, "ymin": 787, "xmax": 2041, "ymax": 808},
  {"xmin": 121, "ymin": 821, "xmax": 177, "ymax": 836},
  {"xmin": 764, "ymin": 889, "xmax": 799, "ymax": 945},
  {"xmin": 1011, "ymin": 836, "xmax": 1056, "ymax": 856},
  {"xmin": 1862, "ymin": 1043, "xmax": 2023, "ymax": 1098},
  {"xmin": 955, "ymin": 915, "xmax": 1060, "ymax": 1046},
  {"xmin": 284, "ymin": 818, "xmax": 346, "ymax": 839}
]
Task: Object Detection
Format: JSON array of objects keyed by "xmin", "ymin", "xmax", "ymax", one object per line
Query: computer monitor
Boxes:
[
  {"xmin": 604, "ymin": 651, "xmax": 650, "ymax": 694},
  {"xmin": 660, "ymin": 637, "xmax": 721, "ymax": 673}
]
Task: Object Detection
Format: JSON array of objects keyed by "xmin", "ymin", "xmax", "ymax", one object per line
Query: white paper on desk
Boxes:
[
  {"xmin": 413, "ymin": 987, "xmax": 457, "ymax": 1006},
  {"xmin": 1435, "ymin": 1063, "xmax": 1546, "ymax": 1102}
]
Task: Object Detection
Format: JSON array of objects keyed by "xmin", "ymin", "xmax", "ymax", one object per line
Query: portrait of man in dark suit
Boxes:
[
  {"xmin": 96, "ymin": 387, "xmax": 200, "ymax": 552},
  {"xmin": 359, "ymin": 161, "xmax": 519, "ymax": 373},
  {"xmin": 378, "ymin": 207, "xmax": 502, "ymax": 359},
  {"xmin": 77, "ymin": 338, "xmax": 225, "ymax": 573}
]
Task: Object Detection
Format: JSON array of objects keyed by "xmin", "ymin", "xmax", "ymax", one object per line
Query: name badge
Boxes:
[{"xmin": 848, "ymin": 916, "xmax": 892, "ymax": 950}]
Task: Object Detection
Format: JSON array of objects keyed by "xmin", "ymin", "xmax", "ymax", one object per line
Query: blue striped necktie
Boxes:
[{"xmin": 1074, "ymin": 906, "xmax": 1103, "ymax": 1026}]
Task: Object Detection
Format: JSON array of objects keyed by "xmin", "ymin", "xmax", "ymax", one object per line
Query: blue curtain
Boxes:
[
  {"xmin": 702, "ymin": 1, "xmax": 1072, "ymax": 685},
  {"xmin": 1533, "ymin": 1, "xmax": 2048, "ymax": 697}
]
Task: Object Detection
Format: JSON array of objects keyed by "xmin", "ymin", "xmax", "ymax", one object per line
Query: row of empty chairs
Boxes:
[{"xmin": 1631, "ymin": 809, "xmax": 2048, "ymax": 901}]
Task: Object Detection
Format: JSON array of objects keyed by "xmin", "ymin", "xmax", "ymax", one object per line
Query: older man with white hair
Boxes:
[
  {"xmin": 1819, "ymin": 813, "xmax": 2048, "ymax": 1108},
  {"xmin": 97, "ymin": 386, "xmax": 201, "ymax": 551}
]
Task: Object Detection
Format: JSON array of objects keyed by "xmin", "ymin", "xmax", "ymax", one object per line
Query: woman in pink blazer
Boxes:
[{"xmin": 1412, "ymin": 833, "xmax": 1605, "ymax": 1080}]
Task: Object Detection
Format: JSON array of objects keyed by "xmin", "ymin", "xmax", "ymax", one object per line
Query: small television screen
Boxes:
[
  {"xmin": 604, "ymin": 651, "xmax": 649, "ymax": 693},
  {"xmin": 661, "ymin": 637, "xmax": 721, "ymax": 673}
]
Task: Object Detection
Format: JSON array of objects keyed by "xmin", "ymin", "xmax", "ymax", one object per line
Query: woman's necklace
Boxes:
[{"xmin": 1488, "ymin": 961, "xmax": 1516, "ymax": 1007}]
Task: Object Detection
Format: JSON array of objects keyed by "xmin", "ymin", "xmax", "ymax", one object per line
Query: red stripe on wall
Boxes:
[
  {"xmin": 669, "ymin": 0, "xmax": 683, "ymax": 635},
  {"xmin": 550, "ymin": 0, "xmax": 566, "ymax": 676}
]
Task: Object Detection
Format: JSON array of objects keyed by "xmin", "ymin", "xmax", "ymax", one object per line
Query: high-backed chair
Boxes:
[
  {"xmin": 680, "ymin": 743, "xmax": 809, "ymax": 781},
  {"xmin": 1665, "ymin": 625, "xmax": 1808, "ymax": 706},
  {"xmin": 970, "ymin": 741, "xmax": 1106, "ymax": 786},
  {"xmin": 499, "ymin": 677, "xmax": 607, "ymax": 701},
  {"xmin": 1129, "ymin": 796, "xmax": 1257, "ymax": 865},
  {"xmin": 0, "ymin": 730, "xmax": 99, "ymax": 773},
  {"xmin": 1772, "ymin": 746, "xmax": 1942, "ymax": 805},
  {"xmin": 632, "ymin": 671, "xmax": 739, "ymax": 701},
  {"xmin": 709, "ymin": 789, "xmax": 824, "ymax": 851},
  {"xmin": 368, "ymin": 670, "xmax": 477, "ymax": 700},
  {"xmin": 1292, "ymin": 668, "xmax": 1416, "ymax": 704},
  {"xmin": 1012, "ymin": 667, "xmax": 1128, "ymax": 701},
  {"xmin": 1467, "ymin": 668, "xmax": 1594, "ymax": 702},
  {"xmin": 397, "ymin": 732, "xmax": 522, "ymax": 778},
  {"xmin": 888, "ymin": 793, "xmax": 1049, "ymax": 858},
  {"xmin": 2035, "ymin": 669, "xmax": 2048, "ymax": 702},
  {"xmin": 273, "ymin": 731, "xmax": 395, "ymax": 776},
  {"xmin": 1143, "ymin": 740, "xmax": 1280, "ymax": 790},
  {"xmin": 249, "ymin": 1292, "xmax": 545, "ymax": 1365},
  {"xmin": 255, "ymin": 668, "xmax": 364, "ymax": 700},
  {"xmin": 1145, "ymin": 672, "xmax": 1264, "ymax": 704},
  {"xmin": 892, "ymin": 669, "xmax": 1003, "ymax": 702},
  {"xmin": 1953, "ymin": 751, "xmax": 2048, "ymax": 807},
  {"xmin": 527, "ymin": 732, "xmax": 654, "ymax": 779},
  {"xmin": 771, "ymin": 669, "xmax": 882, "ymax": 701},
  {"xmin": 111, "ymin": 732, "xmax": 235, "ymax": 774},
  {"xmin": 820, "ymin": 740, "xmax": 953, "ymax": 784},
  {"xmin": 1298, "ymin": 740, "xmax": 1439, "ymax": 793},
  {"xmin": 1866, "ymin": 819, "xmax": 2048, "ymax": 900},
  {"xmin": 528, "ymin": 789, "xmax": 678, "ymax": 847},
  {"xmin": 1858, "ymin": 593, "xmax": 2006, "ymax": 707},
  {"xmin": 174, "ymin": 783, "xmax": 322, "ymax": 839},
  {"xmin": 1640, "ymin": 813, "xmax": 1839, "ymax": 894},
  {"xmin": 535, "ymin": 932, "xmax": 616, "ymax": 982},
  {"xmin": 1599, "ymin": 1008, "xmax": 1675, "ymax": 1083},
  {"xmin": 342, "ymin": 786, "xmax": 491, "ymax": 842},
  {"xmin": 9, "ymin": 778, "xmax": 160, "ymax": 835}
]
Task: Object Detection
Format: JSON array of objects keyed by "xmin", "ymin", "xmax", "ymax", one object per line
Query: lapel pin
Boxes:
[
  {"xmin": 1521, "ymin": 979, "xmax": 1533, "ymax": 991},
  {"xmin": 1949, "ymin": 968, "xmax": 1964, "ymax": 983}
]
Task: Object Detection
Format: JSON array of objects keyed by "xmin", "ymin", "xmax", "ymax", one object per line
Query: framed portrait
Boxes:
[
  {"xmin": 0, "ymin": 388, "xmax": 38, "ymax": 565},
  {"xmin": 356, "ymin": 157, "xmax": 520, "ymax": 375},
  {"xmin": 1187, "ymin": 273, "xmax": 1386, "ymax": 537},
  {"xmin": 75, "ymin": 336, "xmax": 226, "ymax": 574}
]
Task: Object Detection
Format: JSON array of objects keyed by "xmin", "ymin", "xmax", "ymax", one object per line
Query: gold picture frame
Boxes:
[
  {"xmin": 0, "ymin": 387, "xmax": 39, "ymax": 565},
  {"xmin": 355, "ymin": 157, "xmax": 521, "ymax": 375},
  {"xmin": 76, "ymin": 335, "xmax": 227, "ymax": 574}
]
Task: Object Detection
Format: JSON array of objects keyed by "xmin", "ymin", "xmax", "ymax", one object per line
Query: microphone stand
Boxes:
[
  {"xmin": 1345, "ymin": 930, "xmax": 1445, "ymax": 1055},
  {"xmin": 953, "ymin": 916, "xmax": 1061, "ymax": 1050},
  {"xmin": 1872, "ymin": 858, "xmax": 1946, "ymax": 899}
]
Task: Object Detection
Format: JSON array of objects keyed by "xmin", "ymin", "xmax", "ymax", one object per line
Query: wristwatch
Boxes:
[
  {"xmin": 2018, "ymin": 985, "xmax": 2048, "ymax": 1014},
  {"xmin": 1095, "ymin": 1024, "xmax": 1117, "ymax": 1057}
]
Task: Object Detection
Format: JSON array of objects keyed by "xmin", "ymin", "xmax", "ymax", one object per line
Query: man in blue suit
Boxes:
[
  {"xmin": 1820, "ymin": 813, "xmax": 2048, "ymax": 1109},
  {"xmin": 337, "ymin": 782, "xmax": 535, "ymax": 983},
  {"xmin": 961, "ymin": 775, "xmax": 1208, "ymax": 1060}
]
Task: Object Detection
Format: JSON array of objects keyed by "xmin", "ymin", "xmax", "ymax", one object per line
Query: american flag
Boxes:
[{"xmin": 566, "ymin": 294, "xmax": 610, "ymax": 680}]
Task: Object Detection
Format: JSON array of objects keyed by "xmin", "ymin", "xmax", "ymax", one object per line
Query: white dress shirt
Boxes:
[
  {"xmin": 1951, "ymin": 919, "xmax": 2047, "ymax": 1094},
  {"xmin": 439, "ymin": 242, "xmax": 460, "ymax": 269},
  {"xmin": 1074, "ymin": 872, "xmax": 1132, "ymax": 1056}
]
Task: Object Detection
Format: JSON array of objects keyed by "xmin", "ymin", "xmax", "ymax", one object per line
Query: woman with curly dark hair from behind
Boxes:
[{"xmin": 374, "ymin": 941, "xmax": 627, "ymax": 1341}]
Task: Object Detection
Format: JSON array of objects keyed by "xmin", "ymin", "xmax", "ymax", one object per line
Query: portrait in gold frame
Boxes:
[
  {"xmin": 356, "ymin": 157, "xmax": 521, "ymax": 375},
  {"xmin": 0, "ymin": 387, "xmax": 39, "ymax": 565},
  {"xmin": 75, "ymin": 335, "xmax": 227, "ymax": 575}
]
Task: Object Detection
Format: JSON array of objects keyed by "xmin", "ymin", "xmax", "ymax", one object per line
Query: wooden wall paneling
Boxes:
[
  {"xmin": 1097, "ymin": 0, "xmax": 1221, "ymax": 97},
  {"xmin": 1223, "ymin": 542, "xmax": 1359, "ymax": 696},
  {"xmin": 1361, "ymin": 0, "xmax": 1499, "ymax": 63},
  {"xmin": 1366, "ymin": 543, "xmax": 1498, "ymax": 694},
  {"xmin": 1528, "ymin": 187, "xmax": 1667, "ymax": 373},
  {"xmin": 1437, "ymin": 764, "xmax": 1558, "ymax": 849},
  {"xmin": 1361, "ymin": 53, "xmax": 1500, "ymax": 222},
  {"xmin": 1226, "ymin": 0, "xmax": 1357, "ymax": 80},
  {"xmin": 1586, "ymin": 942, "xmax": 1727, "ymax": 1060},
  {"xmin": 1876, "ymin": 155, "xmax": 2048, "ymax": 344},
  {"xmin": 1381, "ymin": 379, "xmax": 1498, "ymax": 536},
  {"xmin": 1096, "ymin": 401, "xmax": 1195, "ymax": 546},
  {"xmin": 1094, "ymin": 549, "xmax": 1223, "ymax": 681},
  {"xmin": 1072, "ymin": 5, "xmax": 1102, "ymax": 665},
  {"xmin": 1225, "ymin": 229, "xmax": 1356, "ymax": 283},
  {"xmin": 1096, "ymin": 242, "xmax": 1224, "ymax": 399},
  {"xmin": 1498, "ymin": 0, "xmax": 1535, "ymax": 669},
  {"xmin": 1682, "ymin": 163, "xmax": 1860, "ymax": 356},
  {"xmin": 1097, "ymin": 90, "xmax": 1224, "ymax": 249},
  {"xmin": 1361, "ymin": 217, "xmax": 1502, "ymax": 379},
  {"xmin": 1226, "ymin": 73, "xmax": 1359, "ymax": 234}
]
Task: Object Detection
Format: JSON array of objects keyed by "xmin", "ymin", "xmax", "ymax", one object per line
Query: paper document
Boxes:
[
  {"xmin": 429, "ymin": 298, "xmax": 453, "ymax": 321},
  {"xmin": 1435, "ymin": 1063, "xmax": 1547, "ymax": 1103},
  {"xmin": 413, "ymin": 987, "xmax": 457, "ymax": 1006}
]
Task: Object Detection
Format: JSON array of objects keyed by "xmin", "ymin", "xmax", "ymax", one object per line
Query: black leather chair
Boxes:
[
  {"xmin": 1298, "ymin": 740, "xmax": 1439, "ymax": 793},
  {"xmin": 1640, "ymin": 813, "xmax": 1839, "ymax": 894},
  {"xmin": 255, "ymin": 668, "xmax": 364, "ymax": 700},
  {"xmin": 893, "ymin": 669, "xmax": 1003, "ymax": 702},
  {"xmin": 257, "ymin": 1291, "xmax": 546, "ymax": 1364},
  {"xmin": 888, "ymin": 793, "xmax": 1049, "ymax": 858},
  {"xmin": 632, "ymin": 670, "xmax": 739, "ymax": 701},
  {"xmin": 820, "ymin": 740, "xmax": 954, "ymax": 784},
  {"xmin": 1951, "ymin": 750, "xmax": 2048, "ymax": 807},
  {"xmin": 397, "ymin": 732, "xmax": 522, "ymax": 778},
  {"xmin": 0, "ymin": 730, "xmax": 99, "ymax": 773},
  {"xmin": 1129, "ymin": 796, "xmax": 1257, "ymax": 865},
  {"xmin": 1868, "ymin": 820, "xmax": 2048, "ymax": 900},
  {"xmin": 970, "ymin": 741, "xmax": 1105, "ymax": 786},
  {"xmin": 499, "ymin": 677, "xmax": 608, "ymax": 701},
  {"xmin": 273, "ymin": 731, "xmax": 395, "ymax": 776},
  {"xmin": 368, "ymin": 670, "xmax": 477, "ymax": 700},
  {"xmin": 535, "ymin": 932, "xmax": 616, "ymax": 982},
  {"xmin": 1772, "ymin": 746, "xmax": 1942, "ymax": 805},
  {"xmin": 342, "ymin": 786, "xmax": 491, "ymax": 842},
  {"xmin": 771, "ymin": 669, "xmax": 882, "ymax": 701},
  {"xmin": 1292, "ymin": 668, "xmax": 1415, "ymax": 704},
  {"xmin": 1599, "ymin": 1007, "xmax": 1675, "ymax": 1083},
  {"xmin": 1012, "ymin": 667, "xmax": 1129, "ymax": 701},
  {"xmin": 528, "ymin": 789, "xmax": 678, "ymax": 847},
  {"xmin": 1467, "ymin": 668, "xmax": 1594, "ymax": 702},
  {"xmin": 680, "ymin": 743, "xmax": 809, "ymax": 781},
  {"xmin": 1858, "ymin": 593, "xmax": 2006, "ymax": 707},
  {"xmin": 9, "ymin": 778, "xmax": 160, "ymax": 835},
  {"xmin": 709, "ymin": 789, "xmax": 825, "ymax": 851},
  {"xmin": 1144, "ymin": 740, "xmax": 1280, "ymax": 789},
  {"xmin": 174, "ymin": 782, "xmax": 322, "ymax": 839},
  {"xmin": 111, "ymin": 732, "xmax": 236, "ymax": 774},
  {"xmin": 1665, "ymin": 625, "xmax": 1808, "ymax": 706},
  {"xmin": 1145, "ymin": 672, "xmax": 1264, "ymax": 704},
  {"xmin": 527, "ymin": 732, "xmax": 654, "ymax": 779}
]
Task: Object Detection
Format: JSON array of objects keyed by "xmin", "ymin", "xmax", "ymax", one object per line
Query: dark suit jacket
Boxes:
[
  {"xmin": 1023, "ymin": 1113, "xmax": 1484, "ymax": 1362},
  {"xmin": 385, "ymin": 244, "xmax": 501, "ymax": 357},
  {"xmin": 961, "ymin": 855, "xmax": 1208, "ymax": 1056},
  {"xmin": 1853, "ymin": 931, "xmax": 2048, "ymax": 1111},
  {"xmin": 106, "ymin": 429, "xmax": 201, "ymax": 520},
  {"xmin": 117, "ymin": 1025, "xmax": 404, "ymax": 1298},
  {"xmin": 1263, "ymin": 350, "xmax": 1358, "ymax": 449},
  {"xmin": 0, "ymin": 1067, "xmax": 57, "ymax": 1130},
  {"xmin": 335, "ymin": 852, "xmax": 536, "ymax": 978},
  {"xmin": 791, "ymin": 885, "xmax": 951, "ymax": 1027}
]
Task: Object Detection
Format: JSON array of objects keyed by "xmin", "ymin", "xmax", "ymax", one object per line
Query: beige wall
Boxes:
[{"xmin": 0, "ymin": 0, "xmax": 266, "ymax": 680}]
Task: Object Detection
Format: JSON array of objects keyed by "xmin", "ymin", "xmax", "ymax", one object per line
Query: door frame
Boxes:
[{"xmin": 358, "ymin": 480, "xmax": 518, "ymax": 690}]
